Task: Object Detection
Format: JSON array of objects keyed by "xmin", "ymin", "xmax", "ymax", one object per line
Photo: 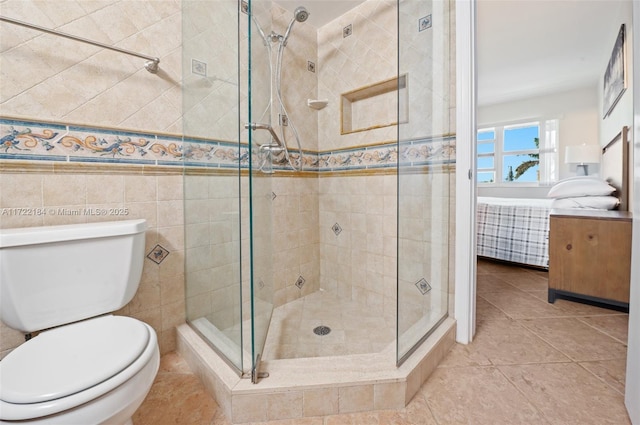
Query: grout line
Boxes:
[
  {"xmin": 575, "ymin": 360, "xmax": 626, "ymax": 396},
  {"xmin": 494, "ymin": 365, "xmax": 555, "ymax": 425},
  {"xmin": 515, "ymin": 318, "xmax": 582, "ymax": 363},
  {"xmin": 575, "ymin": 316, "xmax": 629, "ymax": 346}
]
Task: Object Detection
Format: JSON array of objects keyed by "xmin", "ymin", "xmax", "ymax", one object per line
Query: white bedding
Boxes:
[{"xmin": 478, "ymin": 197, "xmax": 553, "ymax": 207}]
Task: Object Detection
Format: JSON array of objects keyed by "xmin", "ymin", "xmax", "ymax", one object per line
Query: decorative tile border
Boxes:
[
  {"xmin": 1, "ymin": 118, "xmax": 179, "ymax": 166},
  {"xmin": 316, "ymin": 136, "xmax": 455, "ymax": 172},
  {"xmin": 1, "ymin": 118, "xmax": 455, "ymax": 174},
  {"xmin": 398, "ymin": 136, "xmax": 456, "ymax": 167}
]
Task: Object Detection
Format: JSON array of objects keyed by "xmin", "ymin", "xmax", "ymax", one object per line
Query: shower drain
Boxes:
[{"xmin": 313, "ymin": 325, "xmax": 331, "ymax": 336}]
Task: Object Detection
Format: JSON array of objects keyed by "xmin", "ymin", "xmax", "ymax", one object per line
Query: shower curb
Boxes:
[{"xmin": 177, "ymin": 317, "xmax": 456, "ymax": 423}]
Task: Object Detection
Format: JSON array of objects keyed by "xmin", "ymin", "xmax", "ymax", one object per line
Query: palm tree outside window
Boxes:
[{"xmin": 477, "ymin": 120, "xmax": 557, "ymax": 186}]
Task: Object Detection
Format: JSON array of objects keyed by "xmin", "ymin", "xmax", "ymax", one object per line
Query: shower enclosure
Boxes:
[{"xmin": 182, "ymin": 0, "xmax": 453, "ymax": 410}]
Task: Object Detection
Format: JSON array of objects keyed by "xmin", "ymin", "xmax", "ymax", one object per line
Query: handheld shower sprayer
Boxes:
[
  {"xmin": 282, "ymin": 6, "xmax": 309, "ymax": 45},
  {"xmin": 250, "ymin": 5, "xmax": 310, "ymax": 171},
  {"xmin": 294, "ymin": 6, "xmax": 310, "ymax": 23}
]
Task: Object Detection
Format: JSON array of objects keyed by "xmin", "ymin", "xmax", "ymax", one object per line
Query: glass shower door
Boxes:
[
  {"xmin": 183, "ymin": 0, "xmax": 243, "ymax": 372},
  {"xmin": 246, "ymin": 0, "xmax": 275, "ymax": 382},
  {"xmin": 396, "ymin": 0, "xmax": 453, "ymax": 364}
]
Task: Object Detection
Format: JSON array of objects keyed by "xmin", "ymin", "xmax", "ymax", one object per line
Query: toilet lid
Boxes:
[{"xmin": 0, "ymin": 315, "xmax": 149, "ymax": 404}]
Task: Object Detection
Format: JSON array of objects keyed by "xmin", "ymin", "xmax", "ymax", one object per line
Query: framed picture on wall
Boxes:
[{"xmin": 603, "ymin": 24, "xmax": 626, "ymax": 118}]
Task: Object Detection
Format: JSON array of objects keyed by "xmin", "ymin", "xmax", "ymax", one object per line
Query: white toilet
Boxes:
[{"xmin": 0, "ymin": 219, "xmax": 159, "ymax": 425}]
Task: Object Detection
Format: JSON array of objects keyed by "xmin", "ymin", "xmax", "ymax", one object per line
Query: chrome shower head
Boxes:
[
  {"xmin": 294, "ymin": 6, "xmax": 309, "ymax": 23},
  {"xmin": 282, "ymin": 6, "xmax": 310, "ymax": 45}
]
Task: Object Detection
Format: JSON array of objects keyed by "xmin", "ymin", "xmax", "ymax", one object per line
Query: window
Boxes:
[{"xmin": 477, "ymin": 119, "xmax": 558, "ymax": 185}]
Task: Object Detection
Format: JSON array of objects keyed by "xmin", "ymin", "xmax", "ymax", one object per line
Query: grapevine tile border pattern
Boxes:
[{"xmin": 0, "ymin": 118, "xmax": 455, "ymax": 172}]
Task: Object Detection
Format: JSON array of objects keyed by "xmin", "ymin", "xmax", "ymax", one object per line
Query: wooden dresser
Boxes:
[{"xmin": 548, "ymin": 209, "xmax": 632, "ymax": 311}]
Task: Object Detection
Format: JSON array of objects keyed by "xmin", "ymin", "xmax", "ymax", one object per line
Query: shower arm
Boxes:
[{"xmin": 244, "ymin": 122, "xmax": 285, "ymax": 152}]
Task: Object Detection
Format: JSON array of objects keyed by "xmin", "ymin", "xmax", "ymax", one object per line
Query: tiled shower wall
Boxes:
[
  {"xmin": 272, "ymin": 176, "xmax": 320, "ymax": 305},
  {"xmin": 249, "ymin": 3, "xmax": 321, "ymax": 311},
  {"xmin": 270, "ymin": 3, "xmax": 319, "ymax": 152},
  {"xmin": 319, "ymin": 174, "xmax": 398, "ymax": 321},
  {"xmin": 0, "ymin": 0, "xmax": 456, "ymax": 362},
  {"xmin": 317, "ymin": 0, "xmax": 399, "ymax": 150},
  {"xmin": 316, "ymin": 0, "xmax": 398, "ymax": 310},
  {"xmin": 316, "ymin": 0, "xmax": 456, "ymax": 330},
  {"xmin": 0, "ymin": 0, "xmax": 184, "ymax": 358}
]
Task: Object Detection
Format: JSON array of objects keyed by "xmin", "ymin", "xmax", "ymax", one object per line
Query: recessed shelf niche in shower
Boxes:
[{"xmin": 340, "ymin": 74, "xmax": 408, "ymax": 134}]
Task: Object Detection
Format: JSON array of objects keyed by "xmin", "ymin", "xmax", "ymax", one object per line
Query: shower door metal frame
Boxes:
[{"xmin": 246, "ymin": 0, "xmax": 276, "ymax": 383}]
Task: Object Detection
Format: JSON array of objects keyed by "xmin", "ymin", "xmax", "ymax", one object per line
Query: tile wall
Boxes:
[
  {"xmin": 319, "ymin": 173, "xmax": 397, "ymax": 321},
  {"xmin": 0, "ymin": 169, "xmax": 185, "ymax": 358},
  {"xmin": 0, "ymin": 0, "xmax": 456, "ymax": 364},
  {"xmin": 0, "ymin": 0, "xmax": 182, "ymax": 134},
  {"xmin": 315, "ymin": 0, "xmax": 456, "ymax": 342},
  {"xmin": 0, "ymin": 0, "xmax": 184, "ymax": 358},
  {"xmin": 316, "ymin": 0, "xmax": 397, "ymax": 315},
  {"xmin": 271, "ymin": 176, "xmax": 321, "ymax": 305},
  {"xmin": 317, "ymin": 0, "xmax": 398, "ymax": 150},
  {"xmin": 270, "ymin": 3, "xmax": 319, "ymax": 152}
]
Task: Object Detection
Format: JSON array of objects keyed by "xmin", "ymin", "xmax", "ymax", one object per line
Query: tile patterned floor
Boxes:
[{"xmin": 133, "ymin": 259, "xmax": 631, "ymax": 424}]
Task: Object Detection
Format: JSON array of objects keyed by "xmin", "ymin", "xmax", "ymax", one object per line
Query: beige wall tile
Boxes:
[
  {"xmin": 160, "ymin": 272, "xmax": 185, "ymax": 306},
  {"xmin": 266, "ymin": 391, "xmax": 303, "ymax": 420},
  {"xmin": 303, "ymin": 387, "xmax": 339, "ymax": 417},
  {"xmin": 157, "ymin": 175, "xmax": 183, "ymax": 201},
  {"xmin": 0, "ymin": 174, "xmax": 42, "ymax": 209},
  {"xmin": 161, "ymin": 299, "xmax": 186, "ymax": 332},
  {"xmin": 129, "ymin": 272, "xmax": 161, "ymax": 315},
  {"xmin": 159, "ymin": 328, "xmax": 177, "ymax": 355},
  {"xmin": 374, "ymin": 381, "xmax": 406, "ymax": 410},
  {"xmin": 86, "ymin": 174, "xmax": 124, "ymax": 204},
  {"xmin": 157, "ymin": 225, "xmax": 185, "ymax": 251},
  {"xmin": 338, "ymin": 385, "xmax": 374, "ymax": 414},
  {"xmin": 2, "ymin": 1, "xmax": 182, "ymax": 134},
  {"xmin": 125, "ymin": 201, "xmax": 157, "ymax": 228},
  {"xmin": 125, "ymin": 176, "xmax": 157, "ymax": 203},
  {"xmin": 43, "ymin": 174, "xmax": 86, "ymax": 206},
  {"xmin": 232, "ymin": 393, "xmax": 268, "ymax": 423},
  {"xmin": 0, "ymin": 170, "xmax": 185, "ymax": 357},
  {"xmin": 157, "ymin": 200, "xmax": 183, "ymax": 228},
  {"xmin": 0, "ymin": 322, "xmax": 25, "ymax": 360}
]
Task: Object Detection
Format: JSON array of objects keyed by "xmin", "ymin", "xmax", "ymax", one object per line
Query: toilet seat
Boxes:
[{"xmin": 0, "ymin": 315, "xmax": 157, "ymax": 421}]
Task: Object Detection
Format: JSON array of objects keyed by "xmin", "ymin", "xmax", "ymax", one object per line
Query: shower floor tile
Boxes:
[{"xmin": 262, "ymin": 290, "xmax": 395, "ymax": 360}]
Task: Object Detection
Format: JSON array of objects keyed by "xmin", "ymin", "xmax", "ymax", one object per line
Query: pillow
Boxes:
[
  {"xmin": 556, "ymin": 176, "xmax": 604, "ymax": 183},
  {"xmin": 547, "ymin": 178, "xmax": 616, "ymax": 198},
  {"xmin": 551, "ymin": 196, "xmax": 620, "ymax": 210}
]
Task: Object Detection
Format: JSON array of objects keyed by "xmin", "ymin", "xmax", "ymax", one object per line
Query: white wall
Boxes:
[
  {"xmin": 624, "ymin": 3, "xmax": 640, "ymax": 420},
  {"xmin": 477, "ymin": 86, "xmax": 599, "ymax": 198},
  {"xmin": 597, "ymin": 1, "xmax": 634, "ymax": 208},
  {"xmin": 598, "ymin": 2, "xmax": 634, "ymax": 145}
]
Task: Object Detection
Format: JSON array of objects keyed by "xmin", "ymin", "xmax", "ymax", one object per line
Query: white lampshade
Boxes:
[{"xmin": 564, "ymin": 144, "xmax": 600, "ymax": 165}]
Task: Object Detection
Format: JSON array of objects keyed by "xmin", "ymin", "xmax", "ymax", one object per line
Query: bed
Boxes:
[
  {"xmin": 476, "ymin": 197, "xmax": 553, "ymax": 269},
  {"xmin": 601, "ymin": 126, "xmax": 629, "ymax": 211},
  {"xmin": 476, "ymin": 126, "xmax": 629, "ymax": 270}
]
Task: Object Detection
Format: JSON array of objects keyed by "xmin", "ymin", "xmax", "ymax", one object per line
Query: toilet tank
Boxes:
[{"xmin": 0, "ymin": 219, "xmax": 147, "ymax": 333}]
